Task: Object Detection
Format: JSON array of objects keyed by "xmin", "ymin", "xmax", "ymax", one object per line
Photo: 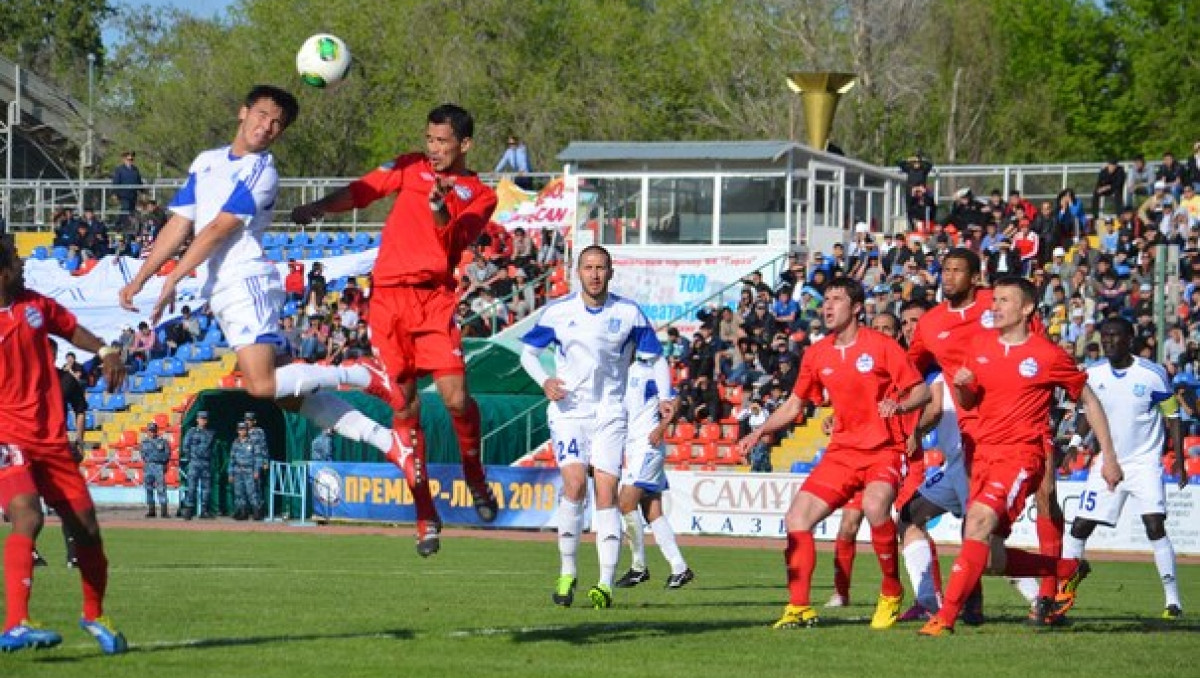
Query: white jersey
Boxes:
[
  {"xmin": 169, "ymin": 145, "xmax": 280, "ymax": 297},
  {"xmin": 522, "ymin": 292, "xmax": 661, "ymax": 419},
  {"xmin": 625, "ymin": 358, "xmax": 671, "ymax": 442},
  {"xmin": 1086, "ymin": 357, "xmax": 1174, "ymax": 468}
]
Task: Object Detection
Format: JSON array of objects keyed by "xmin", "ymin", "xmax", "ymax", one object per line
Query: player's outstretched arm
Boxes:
[
  {"xmin": 1079, "ymin": 384, "xmax": 1122, "ymax": 490},
  {"xmin": 119, "ymin": 214, "xmax": 193, "ymax": 311},
  {"xmin": 737, "ymin": 394, "xmax": 805, "ymax": 456},
  {"xmin": 67, "ymin": 325, "xmax": 127, "ymax": 392},
  {"xmin": 291, "ymin": 187, "xmax": 355, "ymax": 224}
]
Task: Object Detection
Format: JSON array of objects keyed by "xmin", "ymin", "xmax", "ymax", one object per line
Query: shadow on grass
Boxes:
[
  {"xmin": 33, "ymin": 628, "xmax": 414, "ymax": 662},
  {"xmin": 504, "ymin": 618, "xmax": 863, "ymax": 645}
]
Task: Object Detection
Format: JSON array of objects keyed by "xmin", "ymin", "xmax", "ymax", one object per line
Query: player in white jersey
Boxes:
[
  {"xmin": 520, "ymin": 245, "xmax": 663, "ymax": 609},
  {"xmin": 1064, "ymin": 317, "xmax": 1185, "ymax": 619},
  {"xmin": 613, "ymin": 356, "xmax": 694, "ymax": 590},
  {"xmin": 119, "ymin": 86, "xmax": 402, "ymax": 466}
]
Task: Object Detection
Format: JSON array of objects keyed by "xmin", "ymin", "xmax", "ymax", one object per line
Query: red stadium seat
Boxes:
[
  {"xmin": 712, "ymin": 442, "xmax": 739, "ymax": 465},
  {"xmin": 667, "ymin": 422, "xmax": 696, "ymax": 444},
  {"xmin": 722, "ymin": 384, "xmax": 744, "ymax": 406},
  {"xmin": 692, "ymin": 442, "xmax": 718, "ymax": 464},
  {"xmin": 698, "ymin": 423, "xmax": 722, "ymax": 441},
  {"xmin": 666, "ymin": 442, "xmax": 691, "ymax": 464}
]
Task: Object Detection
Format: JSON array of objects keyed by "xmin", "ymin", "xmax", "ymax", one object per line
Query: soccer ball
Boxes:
[{"xmin": 296, "ymin": 34, "xmax": 352, "ymax": 88}]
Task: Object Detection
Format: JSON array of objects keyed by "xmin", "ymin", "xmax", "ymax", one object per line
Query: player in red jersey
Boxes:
[
  {"xmin": 738, "ymin": 277, "xmax": 931, "ymax": 630},
  {"xmin": 919, "ymin": 276, "xmax": 1122, "ymax": 636},
  {"xmin": 292, "ymin": 104, "xmax": 500, "ymax": 556},
  {"xmin": 908, "ymin": 248, "xmax": 1059, "ymax": 622},
  {"xmin": 0, "ymin": 238, "xmax": 127, "ymax": 654}
]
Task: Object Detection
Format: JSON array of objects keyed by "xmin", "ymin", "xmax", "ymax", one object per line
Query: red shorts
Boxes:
[
  {"xmin": 0, "ymin": 443, "xmax": 93, "ymax": 514},
  {"xmin": 801, "ymin": 443, "xmax": 904, "ymax": 510},
  {"xmin": 894, "ymin": 453, "xmax": 926, "ymax": 512},
  {"xmin": 969, "ymin": 444, "xmax": 1044, "ymax": 537},
  {"xmin": 369, "ymin": 285, "xmax": 465, "ymax": 385}
]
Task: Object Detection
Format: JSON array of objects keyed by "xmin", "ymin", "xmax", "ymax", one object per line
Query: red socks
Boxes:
[
  {"xmin": 1004, "ymin": 548, "xmax": 1078, "ymax": 579},
  {"xmin": 390, "ymin": 417, "xmax": 438, "ymax": 524},
  {"xmin": 785, "ymin": 531, "xmax": 816, "ymax": 606},
  {"xmin": 451, "ymin": 399, "xmax": 485, "ymax": 486},
  {"xmin": 870, "ymin": 521, "xmax": 904, "ymax": 597},
  {"xmin": 937, "ymin": 538, "xmax": 989, "ymax": 625},
  {"xmin": 75, "ymin": 543, "xmax": 108, "ymax": 620},
  {"xmin": 4, "ymin": 534, "xmax": 34, "ymax": 629},
  {"xmin": 833, "ymin": 537, "xmax": 855, "ymax": 600},
  {"xmin": 1036, "ymin": 515, "xmax": 1064, "ymax": 597}
]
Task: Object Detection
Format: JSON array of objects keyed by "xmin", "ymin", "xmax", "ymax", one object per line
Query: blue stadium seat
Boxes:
[
  {"xmin": 198, "ymin": 315, "xmax": 211, "ymax": 332},
  {"xmin": 265, "ymin": 247, "xmax": 284, "ymax": 262},
  {"xmin": 145, "ymin": 359, "xmax": 166, "ymax": 377},
  {"xmin": 352, "ymin": 232, "xmax": 372, "ymax": 247},
  {"xmin": 789, "ymin": 461, "xmax": 813, "ymax": 474},
  {"xmin": 303, "ymin": 247, "xmax": 322, "ymax": 259},
  {"xmin": 32, "ymin": 246, "xmax": 49, "ymax": 260},
  {"xmin": 262, "ymin": 232, "xmax": 281, "ymax": 248},
  {"xmin": 328, "ymin": 246, "xmax": 344, "ymax": 257},
  {"xmin": 52, "ymin": 246, "xmax": 68, "ymax": 261},
  {"xmin": 282, "ymin": 300, "xmax": 300, "ymax": 318},
  {"xmin": 194, "ymin": 344, "xmax": 215, "ymax": 361},
  {"xmin": 131, "ymin": 374, "xmax": 158, "ymax": 393},
  {"xmin": 101, "ymin": 393, "xmax": 127, "ymax": 411},
  {"xmin": 312, "ymin": 232, "xmax": 331, "ymax": 247},
  {"xmin": 333, "ymin": 232, "xmax": 351, "ymax": 247},
  {"xmin": 64, "ymin": 257, "xmax": 81, "ymax": 273},
  {"xmin": 85, "ymin": 411, "xmax": 95, "ymax": 429},
  {"xmin": 285, "ymin": 246, "xmax": 305, "ymax": 261},
  {"xmin": 291, "ymin": 232, "xmax": 311, "ymax": 247},
  {"xmin": 87, "ymin": 392, "xmax": 105, "ymax": 410},
  {"xmin": 88, "ymin": 377, "xmax": 107, "ymax": 394},
  {"xmin": 162, "ymin": 357, "xmax": 186, "ymax": 376},
  {"xmin": 345, "ymin": 245, "xmax": 364, "ymax": 255}
]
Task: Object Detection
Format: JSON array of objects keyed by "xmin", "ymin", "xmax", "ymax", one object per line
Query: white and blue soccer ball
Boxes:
[
  {"xmin": 296, "ymin": 34, "xmax": 352, "ymax": 89},
  {"xmin": 312, "ymin": 467, "xmax": 343, "ymax": 507}
]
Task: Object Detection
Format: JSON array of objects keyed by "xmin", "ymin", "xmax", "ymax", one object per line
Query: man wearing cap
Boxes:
[
  {"xmin": 139, "ymin": 422, "xmax": 171, "ymax": 518},
  {"xmin": 111, "ymin": 151, "xmax": 143, "ymax": 219},
  {"xmin": 228, "ymin": 422, "xmax": 258, "ymax": 520},
  {"xmin": 245, "ymin": 412, "xmax": 269, "ymax": 520},
  {"xmin": 1139, "ymin": 180, "xmax": 1170, "ymax": 227},
  {"xmin": 179, "ymin": 411, "xmax": 216, "ymax": 520}
]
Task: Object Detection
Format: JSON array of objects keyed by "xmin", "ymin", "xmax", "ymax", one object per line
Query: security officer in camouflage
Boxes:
[
  {"xmin": 140, "ymin": 421, "xmax": 171, "ymax": 518},
  {"xmin": 180, "ymin": 411, "xmax": 216, "ymax": 520},
  {"xmin": 228, "ymin": 422, "xmax": 258, "ymax": 520},
  {"xmin": 245, "ymin": 411, "xmax": 269, "ymax": 520}
]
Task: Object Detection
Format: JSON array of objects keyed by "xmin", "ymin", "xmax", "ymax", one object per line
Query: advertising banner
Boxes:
[
  {"xmin": 606, "ymin": 246, "xmax": 780, "ymax": 336},
  {"xmin": 662, "ymin": 470, "xmax": 1200, "ymax": 554},
  {"xmin": 308, "ymin": 462, "xmax": 562, "ymax": 528}
]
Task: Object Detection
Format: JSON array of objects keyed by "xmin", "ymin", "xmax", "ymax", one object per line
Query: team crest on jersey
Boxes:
[
  {"xmin": 855, "ymin": 353, "xmax": 874, "ymax": 373},
  {"xmin": 1133, "ymin": 383, "xmax": 1147, "ymax": 398},
  {"xmin": 419, "ymin": 171, "xmax": 435, "ymax": 181},
  {"xmin": 980, "ymin": 310, "xmax": 995, "ymax": 329},
  {"xmin": 607, "ymin": 318, "xmax": 621, "ymax": 334},
  {"xmin": 937, "ymin": 331, "xmax": 951, "ymax": 340},
  {"xmin": 454, "ymin": 185, "xmax": 474, "ymax": 201},
  {"xmin": 1018, "ymin": 357, "xmax": 1039, "ymax": 378},
  {"xmin": 23, "ymin": 305, "xmax": 43, "ymax": 330}
]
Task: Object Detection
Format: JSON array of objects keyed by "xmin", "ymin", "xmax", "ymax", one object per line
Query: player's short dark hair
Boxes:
[
  {"xmin": 0, "ymin": 236, "xmax": 15, "ymax": 271},
  {"xmin": 245, "ymin": 85, "xmax": 299, "ymax": 128},
  {"xmin": 825, "ymin": 276, "xmax": 865, "ymax": 306},
  {"xmin": 577, "ymin": 244, "xmax": 612, "ymax": 269},
  {"xmin": 428, "ymin": 104, "xmax": 474, "ymax": 141},
  {"xmin": 1099, "ymin": 315, "xmax": 1134, "ymax": 337},
  {"xmin": 943, "ymin": 247, "xmax": 981, "ymax": 275},
  {"xmin": 993, "ymin": 275, "xmax": 1037, "ymax": 306},
  {"xmin": 900, "ymin": 299, "xmax": 931, "ymax": 315}
]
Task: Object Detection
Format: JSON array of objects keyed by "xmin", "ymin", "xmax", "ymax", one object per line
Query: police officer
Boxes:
[
  {"xmin": 140, "ymin": 422, "xmax": 171, "ymax": 518},
  {"xmin": 244, "ymin": 412, "xmax": 269, "ymax": 520},
  {"xmin": 179, "ymin": 411, "xmax": 216, "ymax": 520},
  {"xmin": 228, "ymin": 422, "xmax": 258, "ymax": 520},
  {"xmin": 310, "ymin": 428, "xmax": 334, "ymax": 462}
]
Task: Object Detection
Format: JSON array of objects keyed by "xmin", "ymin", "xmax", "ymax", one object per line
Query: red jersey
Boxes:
[
  {"xmin": 960, "ymin": 331, "xmax": 1086, "ymax": 449},
  {"xmin": 0, "ymin": 290, "xmax": 77, "ymax": 449},
  {"xmin": 795, "ymin": 327, "xmax": 923, "ymax": 451},
  {"xmin": 348, "ymin": 152, "xmax": 498, "ymax": 288}
]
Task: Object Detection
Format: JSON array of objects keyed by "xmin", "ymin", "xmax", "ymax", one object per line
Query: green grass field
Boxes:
[{"xmin": 2, "ymin": 527, "xmax": 1195, "ymax": 678}]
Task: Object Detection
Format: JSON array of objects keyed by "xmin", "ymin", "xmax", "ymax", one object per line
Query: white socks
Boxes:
[
  {"xmin": 275, "ymin": 363, "xmax": 368, "ymax": 398},
  {"xmin": 623, "ymin": 510, "xmax": 646, "ymax": 571},
  {"xmin": 557, "ymin": 498, "xmax": 584, "ymax": 578},
  {"xmin": 649, "ymin": 516, "xmax": 687, "ymax": 575},
  {"xmin": 595, "ymin": 507, "xmax": 622, "ymax": 588},
  {"xmin": 902, "ymin": 539, "xmax": 940, "ymax": 611},
  {"xmin": 1062, "ymin": 533, "xmax": 1086, "ymax": 560},
  {"xmin": 1151, "ymin": 537, "xmax": 1181, "ymax": 608},
  {"xmin": 1010, "ymin": 577, "xmax": 1040, "ymax": 605},
  {"xmin": 297, "ymin": 392, "xmax": 393, "ymax": 453}
]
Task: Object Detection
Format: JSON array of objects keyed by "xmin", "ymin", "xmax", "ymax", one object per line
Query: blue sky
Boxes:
[{"xmin": 106, "ymin": 0, "xmax": 237, "ymax": 47}]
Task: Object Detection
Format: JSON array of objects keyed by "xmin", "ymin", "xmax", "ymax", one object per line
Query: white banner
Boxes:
[
  {"xmin": 662, "ymin": 470, "xmax": 1200, "ymax": 555},
  {"xmin": 605, "ymin": 246, "xmax": 781, "ymax": 336}
]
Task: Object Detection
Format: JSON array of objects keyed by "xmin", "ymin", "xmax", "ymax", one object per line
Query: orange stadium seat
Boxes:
[
  {"xmin": 722, "ymin": 384, "xmax": 744, "ymax": 406},
  {"xmin": 666, "ymin": 422, "xmax": 696, "ymax": 444},
  {"xmin": 698, "ymin": 423, "xmax": 722, "ymax": 441},
  {"xmin": 666, "ymin": 442, "xmax": 691, "ymax": 464}
]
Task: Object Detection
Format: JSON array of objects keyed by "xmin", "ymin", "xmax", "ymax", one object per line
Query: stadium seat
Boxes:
[
  {"xmin": 312, "ymin": 232, "xmax": 331, "ymax": 247},
  {"xmin": 265, "ymin": 247, "xmax": 284, "ymax": 262},
  {"xmin": 790, "ymin": 461, "xmax": 814, "ymax": 473},
  {"xmin": 333, "ymin": 232, "xmax": 351, "ymax": 247},
  {"xmin": 32, "ymin": 246, "xmax": 48, "ymax": 260},
  {"xmin": 712, "ymin": 442, "xmax": 739, "ymax": 465},
  {"xmin": 261, "ymin": 233, "xmax": 279, "ymax": 248},
  {"xmin": 666, "ymin": 422, "xmax": 696, "ymax": 444},
  {"xmin": 86, "ymin": 392, "xmax": 105, "ymax": 410},
  {"xmin": 285, "ymin": 246, "xmax": 304, "ymax": 261},
  {"xmin": 352, "ymin": 232, "xmax": 372, "ymax": 247},
  {"xmin": 64, "ymin": 257, "xmax": 80, "ymax": 273},
  {"xmin": 282, "ymin": 300, "xmax": 300, "ymax": 318},
  {"xmin": 88, "ymin": 377, "xmax": 107, "ymax": 394},
  {"xmin": 698, "ymin": 423, "xmax": 722, "ymax": 441},
  {"xmin": 722, "ymin": 384, "xmax": 745, "ymax": 407},
  {"xmin": 291, "ymin": 232, "xmax": 311, "ymax": 247},
  {"xmin": 666, "ymin": 442, "xmax": 691, "ymax": 464},
  {"xmin": 328, "ymin": 246, "xmax": 344, "ymax": 257},
  {"xmin": 102, "ymin": 393, "xmax": 127, "ymax": 411},
  {"xmin": 52, "ymin": 246, "xmax": 68, "ymax": 261},
  {"xmin": 162, "ymin": 357, "xmax": 186, "ymax": 376}
]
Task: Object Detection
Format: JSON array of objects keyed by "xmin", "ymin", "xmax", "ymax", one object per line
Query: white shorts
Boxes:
[
  {"xmin": 208, "ymin": 273, "xmax": 286, "ymax": 351},
  {"xmin": 621, "ymin": 437, "xmax": 668, "ymax": 495},
  {"xmin": 916, "ymin": 453, "xmax": 970, "ymax": 518},
  {"xmin": 550, "ymin": 412, "xmax": 626, "ymax": 478},
  {"xmin": 1075, "ymin": 462, "xmax": 1166, "ymax": 526}
]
